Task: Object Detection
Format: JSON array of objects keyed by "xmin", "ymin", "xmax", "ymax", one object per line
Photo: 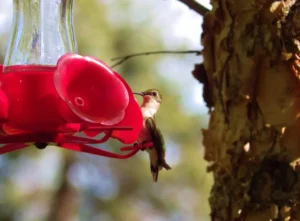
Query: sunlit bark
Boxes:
[{"xmin": 201, "ymin": 0, "xmax": 300, "ymax": 220}]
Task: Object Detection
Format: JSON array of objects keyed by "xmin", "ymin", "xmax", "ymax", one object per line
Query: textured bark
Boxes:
[{"xmin": 200, "ymin": 0, "xmax": 300, "ymax": 220}]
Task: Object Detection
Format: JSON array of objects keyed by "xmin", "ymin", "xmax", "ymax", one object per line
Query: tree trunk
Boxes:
[{"xmin": 200, "ymin": 0, "xmax": 300, "ymax": 220}]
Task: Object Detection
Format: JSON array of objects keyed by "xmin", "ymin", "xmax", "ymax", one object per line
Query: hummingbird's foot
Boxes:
[
  {"xmin": 140, "ymin": 141, "xmax": 149, "ymax": 151},
  {"xmin": 120, "ymin": 142, "xmax": 152, "ymax": 152},
  {"xmin": 134, "ymin": 142, "xmax": 145, "ymax": 151}
]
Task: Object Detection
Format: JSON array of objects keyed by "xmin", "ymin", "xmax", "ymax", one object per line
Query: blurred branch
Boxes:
[
  {"xmin": 47, "ymin": 153, "xmax": 77, "ymax": 221},
  {"xmin": 111, "ymin": 50, "xmax": 201, "ymax": 68},
  {"xmin": 177, "ymin": 0, "xmax": 210, "ymax": 16}
]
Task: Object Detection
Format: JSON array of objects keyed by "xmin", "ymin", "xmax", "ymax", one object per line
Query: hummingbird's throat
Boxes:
[{"xmin": 141, "ymin": 99, "xmax": 160, "ymax": 118}]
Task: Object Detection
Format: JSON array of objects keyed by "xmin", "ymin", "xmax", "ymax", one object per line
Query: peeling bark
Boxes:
[{"xmin": 201, "ymin": 0, "xmax": 300, "ymax": 220}]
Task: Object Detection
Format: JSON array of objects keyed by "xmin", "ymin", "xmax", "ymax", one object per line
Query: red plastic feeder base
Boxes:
[
  {"xmin": 0, "ymin": 54, "xmax": 148, "ymax": 159},
  {"xmin": 0, "ymin": 124, "xmax": 152, "ymax": 159}
]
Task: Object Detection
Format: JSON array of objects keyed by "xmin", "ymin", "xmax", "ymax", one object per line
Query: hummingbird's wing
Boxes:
[
  {"xmin": 145, "ymin": 117, "xmax": 171, "ymax": 182},
  {"xmin": 146, "ymin": 118, "xmax": 171, "ymax": 170},
  {"xmin": 145, "ymin": 117, "xmax": 166, "ymax": 152}
]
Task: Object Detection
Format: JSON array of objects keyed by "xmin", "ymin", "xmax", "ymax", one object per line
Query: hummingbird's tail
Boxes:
[
  {"xmin": 150, "ymin": 161, "xmax": 171, "ymax": 182},
  {"xmin": 150, "ymin": 165, "xmax": 159, "ymax": 182},
  {"xmin": 162, "ymin": 161, "xmax": 172, "ymax": 170}
]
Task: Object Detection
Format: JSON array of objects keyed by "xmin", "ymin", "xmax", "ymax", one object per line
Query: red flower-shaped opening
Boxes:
[
  {"xmin": 0, "ymin": 54, "xmax": 151, "ymax": 158},
  {"xmin": 54, "ymin": 54, "xmax": 129, "ymax": 124}
]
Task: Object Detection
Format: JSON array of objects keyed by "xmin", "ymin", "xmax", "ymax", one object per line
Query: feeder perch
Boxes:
[{"xmin": 0, "ymin": 0, "xmax": 151, "ymax": 158}]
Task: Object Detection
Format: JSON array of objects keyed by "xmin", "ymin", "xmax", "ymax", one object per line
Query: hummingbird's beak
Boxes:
[{"xmin": 133, "ymin": 92, "xmax": 143, "ymax": 96}]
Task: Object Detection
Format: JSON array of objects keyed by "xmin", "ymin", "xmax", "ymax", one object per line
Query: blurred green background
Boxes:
[{"xmin": 0, "ymin": 0, "xmax": 212, "ymax": 220}]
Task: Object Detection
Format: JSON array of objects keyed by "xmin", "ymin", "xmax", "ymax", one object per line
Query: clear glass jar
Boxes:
[
  {"xmin": 1, "ymin": 0, "xmax": 77, "ymax": 131},
  {"xmin": 3, "ymin": 0, "xmax": 77, "ymax": 72}
]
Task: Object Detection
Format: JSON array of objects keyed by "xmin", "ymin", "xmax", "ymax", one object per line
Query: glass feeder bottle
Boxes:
[
  {"xmin": 1, "ymin": 0, "xmax": 77, "ymax": 131},
  {"xmin": 3, "ymin": 0, "xmax": 77, "ymax": 72}
]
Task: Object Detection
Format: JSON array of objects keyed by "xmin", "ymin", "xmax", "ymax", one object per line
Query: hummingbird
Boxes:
[{"xmin": 133, "ymin": 89, "xmax": 171, "ymax": 182}]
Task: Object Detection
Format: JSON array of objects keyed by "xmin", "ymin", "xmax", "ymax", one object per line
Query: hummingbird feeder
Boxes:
[{"xmin": 0, "ymin": 0, "xmax": 151, "ymax": 158}]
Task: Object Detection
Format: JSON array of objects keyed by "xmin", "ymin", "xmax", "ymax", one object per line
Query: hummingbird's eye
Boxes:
[{"xmin": 152, "ymin": 92, "xmax": 157, "ymax": 96}]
